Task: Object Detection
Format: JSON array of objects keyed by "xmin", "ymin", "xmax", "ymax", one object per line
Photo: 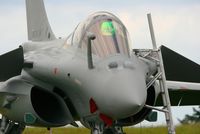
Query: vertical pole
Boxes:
[
  {"xmin": 47, "ymin": 127, "xmax": 52, "ymax": 134},
  {"xmin": 147, "ymin": 13, "xmax": 157, "ymax": 50},
  {"xmin": 48, "ymin": 128, "xmax": 52, "ymax": 134}
]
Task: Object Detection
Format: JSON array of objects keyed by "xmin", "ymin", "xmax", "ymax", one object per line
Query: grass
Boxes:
[
  {"xmin": 23, "ymin": 127, "xmax": 90, "ymax": 134},
  {"xmin": 124, "ymin": 124, "xmax": 200, "ymax": 134},
  {"xmin": 23, "ymin": 124, "xmax": 200, "ymax": 134}
]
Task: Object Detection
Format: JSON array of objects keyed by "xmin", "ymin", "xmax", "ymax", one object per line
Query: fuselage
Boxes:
[
  {"xmin": 21, "ymin": 38, "xmax": 149, "ymax": 124},
  {"xmin": 0, "ymin": 12, "xmax": 158, "ymax": 127},
  {"xmin": 19, "ymin": 12, "xmax": 157, "ymax": 125}
]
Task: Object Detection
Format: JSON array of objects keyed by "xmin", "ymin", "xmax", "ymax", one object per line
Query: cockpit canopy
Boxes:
[{"xmin": 72, "ymin": 12, "xmax": 131, "ymax": 58}]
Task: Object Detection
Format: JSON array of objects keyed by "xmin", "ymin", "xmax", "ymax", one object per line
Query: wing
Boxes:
[
  {"xmin": 160, "ymin": 45, "xmax": 200, "ymax": 83},
  {"xmin": 156, "ymin": 81, "xmax": 200, "ymax": 106},
  {"xmin": 155, "ymin": 46, "xmax": 200, "ymax": 106},
  {"xmin": 26, "ymin": 0, "xmax": 56, "ymax": 41},
  {"xmin": 0, "ymin": 47, "xmax": 24, "ymax": 81}
]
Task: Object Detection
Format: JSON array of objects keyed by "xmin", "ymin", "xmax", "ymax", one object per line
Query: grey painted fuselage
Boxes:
[{"xmin": 21, "ymin": 38, "xmax": 149, "ymax": 123}]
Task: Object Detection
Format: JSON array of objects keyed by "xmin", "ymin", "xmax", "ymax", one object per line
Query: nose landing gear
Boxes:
[
  {"xmin": 90, "ymin": 123, "xmax": 125, "ymax": 134},
  {"xmin": 0, "ymin": 116, "xmax": 25, "ymax": 134}
]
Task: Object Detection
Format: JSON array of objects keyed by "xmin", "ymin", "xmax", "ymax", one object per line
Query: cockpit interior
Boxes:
[{"xmin": 72, "ymin": 12, "xmax": 131, "ymax": 58}]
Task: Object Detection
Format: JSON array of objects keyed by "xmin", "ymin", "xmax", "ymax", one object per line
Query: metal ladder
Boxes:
[
  {"xmin": 134, "ymin": 47, "xmax": 176, "ymax": 134},
  {"xmin": 147, "ymin": 13, "xmax": 176, "ymax": 134},
  {"xmin": 158, "ymin": 49, "xmax": 176, "ymax": 134}
]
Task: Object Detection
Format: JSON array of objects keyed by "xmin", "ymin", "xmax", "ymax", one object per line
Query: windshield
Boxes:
[{"xmin": 72, "ymin": 12, "xmax": 131, "ymax": 58}]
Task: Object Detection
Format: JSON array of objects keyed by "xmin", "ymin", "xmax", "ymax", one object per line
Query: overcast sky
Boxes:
[{"xmin": 0, "ymin": 0, "xmax": 199, "ymax": 126}]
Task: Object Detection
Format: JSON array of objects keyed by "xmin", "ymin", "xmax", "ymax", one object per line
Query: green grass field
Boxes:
[{"xmin": 23, "ymin": 124, "xmax": 200, "ymax": 134}]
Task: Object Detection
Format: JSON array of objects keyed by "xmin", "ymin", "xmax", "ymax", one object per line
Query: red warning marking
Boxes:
[
  {"xmin": 99, "ymin": 113, "xmax": 113, "ymax": 127},
  {"xmin": 89, "ymin": 98, "xmax": 98, "ymax": 113},
  {"xmin": 54, "ymin": 68, "xmax": 58, "ymax": 75}
]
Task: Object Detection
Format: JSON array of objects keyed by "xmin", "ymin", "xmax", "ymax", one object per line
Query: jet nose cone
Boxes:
[{"xmin": 98, "ymin": 71, "xmax": 147, "ymax": 119}]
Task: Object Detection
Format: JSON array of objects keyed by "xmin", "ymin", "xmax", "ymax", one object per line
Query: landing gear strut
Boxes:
[
  {"xmin": 90, "ymin": 123, "xmax": 125, "ymax": 134},
  {"xmin": 0, "ymin": 116, "xmax": 25, "ymax": 134}
]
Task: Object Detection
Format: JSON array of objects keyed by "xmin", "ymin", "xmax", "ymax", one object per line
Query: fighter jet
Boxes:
[{"xmin": 0, "ymin": 0, "xmax": 200, "ymax": 134}]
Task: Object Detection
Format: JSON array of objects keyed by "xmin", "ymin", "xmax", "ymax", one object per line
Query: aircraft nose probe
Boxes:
[{"xmin": 87, "ymin": 32, "xmax": 96, "ymax": 69}]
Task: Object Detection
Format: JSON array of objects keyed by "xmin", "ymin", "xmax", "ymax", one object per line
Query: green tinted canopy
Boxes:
[{"xmin": 101, "ymin": 21, "xmax": 116, "ymax": 36}]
